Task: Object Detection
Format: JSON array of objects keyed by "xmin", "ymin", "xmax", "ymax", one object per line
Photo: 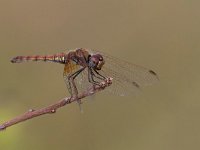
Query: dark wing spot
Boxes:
[
  {"xmin": 132, "ymin": 81, "xmax": 140, "ymax": 88},
  {"xmin": 149, "ymin": 70, "xmax": 157, "ymax": 76}
]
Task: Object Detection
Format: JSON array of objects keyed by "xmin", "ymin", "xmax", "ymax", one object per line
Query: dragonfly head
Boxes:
[{"xmin": 89, "ymin": 54, "xmax": 105, "ymax": 70}]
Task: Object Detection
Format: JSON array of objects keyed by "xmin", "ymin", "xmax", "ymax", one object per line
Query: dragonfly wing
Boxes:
[
  {"xmin": 63, "ymin": 61, "xmax": 92, "ymax": 96},
  {"xmin": 74, "ymin": 68, "xmax": 93, "ymax": 92},
  {"xmin": 63, "ymin": 61, "xmax": 81, "ymax": 96},
  {"xmin": 93, "ymin": 50, "xmax": 159, "ymax": 96}
]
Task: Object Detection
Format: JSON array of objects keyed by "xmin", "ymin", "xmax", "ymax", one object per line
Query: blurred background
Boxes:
[{"xmin": 0, "ymin": 0, "xmax": 200, "ymax": 150}]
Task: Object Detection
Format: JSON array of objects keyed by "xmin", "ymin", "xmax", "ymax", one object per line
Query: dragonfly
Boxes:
[{"xmin": 11, "ymin": 48, "xmax": 159, "ymax": 104}]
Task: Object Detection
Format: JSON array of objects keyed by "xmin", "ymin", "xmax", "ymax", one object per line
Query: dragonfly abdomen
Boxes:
[{"xmin": 11, "ymin": 54, "xmax": 67, "ymax": 64}]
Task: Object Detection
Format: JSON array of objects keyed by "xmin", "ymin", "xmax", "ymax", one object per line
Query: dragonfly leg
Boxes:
[
  {"xmin": 88, "ymin": 68, "xmax": 100, "ymax": 85},
  {"xmin": 63, "ymin": 75, "xmax": 73, "ymax": 97},
  {"xmin": 89, "ymin": 68, "xmax": 106, "ymax": 84},
  {"xmin": 94, "ymin": 69, "xmax": 106, "ymax": 80},
  {"xmin": 68, "ymin": 67, "xmax": 85, "ymax": 104}
]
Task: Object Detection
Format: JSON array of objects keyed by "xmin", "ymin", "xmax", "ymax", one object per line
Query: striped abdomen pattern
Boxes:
[{"xmin": 11, "ymin": 53, "xmax": 67, "ymax": 64}]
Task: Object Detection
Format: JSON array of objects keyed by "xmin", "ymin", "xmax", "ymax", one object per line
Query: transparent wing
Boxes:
[
  {"xmin": 92, "ymin": 50, "xmax": 159, "ymax": 96},
  {"xmin": 63, "ymin": 62, "xmax": 92, "ymax": 96},
  {"xmin": 74, "ymin": 67, "xmax": 93, "ymax": 92},
  {"xmin": 63, "ymin": 61, "xmax": 80, "ymax": 96}
]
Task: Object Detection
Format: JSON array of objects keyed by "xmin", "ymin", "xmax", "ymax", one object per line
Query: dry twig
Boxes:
[{"xmin": 0, "ymin": 78, "xmax": 112, "ymax": 131}]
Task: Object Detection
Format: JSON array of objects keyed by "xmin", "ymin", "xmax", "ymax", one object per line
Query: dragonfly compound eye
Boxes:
[{"xmin": 96, "ymin": 59, "xmax": 105, "ymax": 70}]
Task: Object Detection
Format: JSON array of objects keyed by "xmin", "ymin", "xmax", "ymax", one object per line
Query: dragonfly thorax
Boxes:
[{"xmin": 88, "ymin": 54, "xmax": 105, "ymax": 70}]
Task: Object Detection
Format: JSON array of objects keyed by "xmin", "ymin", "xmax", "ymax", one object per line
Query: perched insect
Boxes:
[{"xmin": 11, "ymin": 48, "xmax": 159, "ymax": 103}]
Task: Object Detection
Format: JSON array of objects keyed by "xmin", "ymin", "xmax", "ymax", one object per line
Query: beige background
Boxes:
[{"xmin": 1, "ymin": 0, "xmax": 200, "ymax": 150}]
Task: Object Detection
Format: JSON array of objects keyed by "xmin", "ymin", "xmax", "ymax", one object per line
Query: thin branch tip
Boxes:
[
  {"xmin": 0, "ymin": 125, "xmax": 6, "ymax": 131},
  {"xmin": 0, "ymin": 77, "xmax": 112, "ymax": 131}
]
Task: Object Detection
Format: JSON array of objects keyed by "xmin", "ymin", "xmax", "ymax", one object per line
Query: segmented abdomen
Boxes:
[{"xmin": 11, "ymin": 53, "xmax": 67, "ymax": 64}]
